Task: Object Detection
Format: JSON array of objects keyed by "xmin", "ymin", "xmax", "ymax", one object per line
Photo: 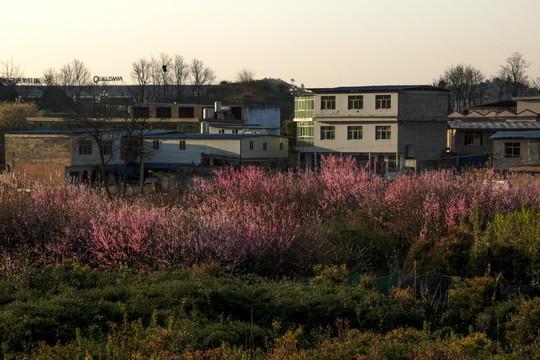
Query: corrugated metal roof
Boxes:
[
  {"xmin": 307, "ymin": 85, "xmax": 447, "ymax": 93},
  {"xmin": 490, "ymin": 131, "xmax": 540, "ymax": 139},
  {"xmin": 448, "ymin": 121, "xmax": 540, "ymax": 130}
]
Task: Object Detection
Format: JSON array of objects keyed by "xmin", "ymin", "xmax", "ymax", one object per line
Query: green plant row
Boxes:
[{"xmin": 1, "ymin": 263, "xmax": 539, "ymax": 359}]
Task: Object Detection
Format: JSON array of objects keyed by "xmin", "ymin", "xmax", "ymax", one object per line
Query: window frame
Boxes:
[
  {"xmin": 320, "ymin": 96, "xmax": 336, "ymax": 110},
  {"xmin": 347, "ymin": 125, "xmax": 363, "ymax": 140},
  {"xmin": 320, "ymin": 126, "xmax": 336, "ymax": 140},
  {"xmin": 464, "ymin": 131, "xmax": 483, "ymax": 145},
  {"xmin": 375, "ymin": 125, "xmax": 392, "ymax": 140},
  {"xmin": 99, "ymin": 140, "xmax": 113, "ymax": 156},
  {"xmin": 348, "ymin": 95, "xmax": 363, "ymax": 110},
  {"xmin": 78, "ymin": 140, "xmax": 93, "ymax": 155},
  {"xmin": 179, "ymin": 140, "xmax": 186, "ymax": 150},
  {"xmin": 504, "ymin": 142, "xmax": 521, "ymax": 158},
  {"xmin": 375, "ymin": 95, "xmax": 391, "ymax": 109}
]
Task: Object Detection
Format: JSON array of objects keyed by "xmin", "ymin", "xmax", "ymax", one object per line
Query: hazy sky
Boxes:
[{"xmin": 3, "ymin": 0, "xmax": 540, "ymax": 88}]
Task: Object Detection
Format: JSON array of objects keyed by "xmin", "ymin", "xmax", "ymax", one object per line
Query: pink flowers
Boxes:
[{"xmin": 0, "ymin": 156, "xmax": 538, "ymax": 276}]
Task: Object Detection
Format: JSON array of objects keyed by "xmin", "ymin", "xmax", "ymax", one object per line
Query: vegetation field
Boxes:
[{"xmin": 1, "ymin": 156, "xmax": 539, "ymax": 359}]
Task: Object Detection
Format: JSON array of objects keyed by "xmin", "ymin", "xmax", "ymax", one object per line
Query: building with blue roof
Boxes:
[{"xmin": 490, "ymin": 131, "xmax": 540, "ymax": 173}]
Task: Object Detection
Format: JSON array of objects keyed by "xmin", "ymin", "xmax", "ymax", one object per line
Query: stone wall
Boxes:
[{"xmin": 5, "ymin": 134, "xmax": 71, "ymax": 165}]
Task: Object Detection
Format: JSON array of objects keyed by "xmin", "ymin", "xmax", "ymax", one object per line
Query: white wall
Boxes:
[
  {"xmin": 144, "ymin": 138, "xmax": 242, "ymax": 165},
  {"xmin": 312, "ymin": 122, "xmax": 397, "ymax": 154},
  {"xmin": 313, "ymin": 93, "xmax": 399, "ymax": 118},
  {"xmin": 240, "ymin": 136, "xmax": 289, "ymax": 159},
  {"xmin": 70, "ymin": 134, "xmax": 122, "ymax": 166}
]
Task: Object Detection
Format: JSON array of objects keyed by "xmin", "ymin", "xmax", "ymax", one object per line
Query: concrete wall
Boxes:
[
  {"xmin": 244, "ymin": 107, "xmax": 281, "ymax": 132},
  {"xmin": 207, "ymin": 125, "xmax": 277, "ymax": 135},
  {"xmin": 311, "ymin": 121, "xmax": 398, "ymax": 154},
  {"xmin": 145, "ymin": 138, "xmax": 241, "ymax": 165},
  {"xmin": 70, "ymin": 134, "xmax": 123, "ymax": 166},
  {"xmin": 516, "ymin": 98, "xmax": 540, "ymax": 113},
  {"xmin": 397, "ymin": 121, "xmax": 448, "ymax": 161},
  {"xmin": 313, "ymin": 93, "xmax": 398, "ymax": 118},
  {"xmin": 452, "ymin": 130, "xmax": 496, "ymax": 156},
  {"xmin": 493, "ymin": 138, "xmax": 540, "ymax": 170},
  {"xmin": 240, "ymin": 136, "xmax": 288, "ymax": 159},
  {"xmin": 398, "ymin": 91, "xmax": 448, "ymax": 119}
]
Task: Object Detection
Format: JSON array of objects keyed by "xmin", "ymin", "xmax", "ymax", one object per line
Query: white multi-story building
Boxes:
[{"xmin": 294, "ymin": 85, "xmax": 449, "ymax": 174}]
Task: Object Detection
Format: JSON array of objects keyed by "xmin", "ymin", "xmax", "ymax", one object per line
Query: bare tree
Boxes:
[
  {"xmin": 532, "ymin": 72, "xmax": 540, "ymax": 91},
  {"xmin": 42, "ymin": 68, "xmax": 58, "ymax": 87},
  {"xmin": 148, "ymin": 56, "xmax": 163, "ymax": 101},
  {"xmin": 236, "ymin": 68, "xmax": 255, "ymax": 83},
  {"xmin": 159, "ymin": 53, "xmax": 173, "ymax": 101},
  {"xmin": 0, "ymin": 59, "xmax": 22, "ymax": 86},
  {"xmin": 172, "ymin": 54, "xmax": 189, "ymax": 103},
  {"xmin": 58, "ymin": 59, "xmax": 92, "ymax": 115},
  {"xmin": 437, "ymin": 63, "xmax": 486, "ymax": 112},
  {"xmin": 130, "ymin": 58, "xmax": 151, "ymax": 103},
  {"xmin": 190, "ymin": 58, "xmax": 216, "ymax": 102},
  {"xmin": 75, "ymin": 85, "xmax": 118, "ymax": 200},
  {"xmin": 495, "ymin": 52, "xmax": 530, "ymax": 98}
]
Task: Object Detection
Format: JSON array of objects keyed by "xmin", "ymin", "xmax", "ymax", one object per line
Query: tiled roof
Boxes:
[
  {"xmin": 448, "ymin": 121, "xmax": 540, "ymax": 130},
  {"xmin": 490, "ymin": 131, "xmax": 540, "ymax": 139}
]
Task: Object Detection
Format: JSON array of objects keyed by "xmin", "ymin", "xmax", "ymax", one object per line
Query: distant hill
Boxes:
[
  {"xmin": 15, "ymin": 78, "xmax": 300, "ymax": 122},
  {"xmin": 204, "ymin": 78, "xmax": 298, "ymax": 122}
]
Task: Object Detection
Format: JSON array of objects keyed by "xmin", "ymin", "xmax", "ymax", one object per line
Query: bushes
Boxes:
[
  {"xmin": 1, "ymin": 263, "xmax": 539, "ymax": 359},
  {"xmin": 1, "ymin": 159, "xmax": 539, "ymax": 277},
  {"xmin": 442, "ymin": 277, "xmax": 497, "ymax": 333}
]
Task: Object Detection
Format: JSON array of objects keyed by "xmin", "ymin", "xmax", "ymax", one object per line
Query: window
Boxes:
[
  {"xmin": 232, "ymin": 129, "xmax": 238, "ymax": 134},
  {"xmin": 320, "ymin": 126, "xmax": 335, "ymax": 140},
  {"xmin": 249, "ymin": 140, "xmax": 254, "ymax": 150},
  {"xmin": 263, "ymin": 142, "xmax": 267, "ymax": 151},
  {"xmin": 179, "ymin": 140, "xmax": 186, "ymax": 150},
  {"xmin": 152, "ymin": 140, "xmax": 160, "ymax": 150},
  {"xmin": 279, "ymin": 142, "xmax": 284, "ymax": 150},
  {"xmin": 347, "ymin": 126, "xmax": 363, "ymax": 140},
  {"xmin": 375, "ymin": 126, "xmax": 391, "ymax": 140},
  {"xmin": 156, "ymin": 107, "xmax": 172, "ymax": 118},
  {"xmin": 218, "ymin": 129, "xmax": 225, "ymax": 134},
  {"xmin": 464, "ymin": 131, "xmax": 483, "ymax": 145},
  {"xmin": 78, "ymin": 140, "xmax": 92, "ymax": 155},
  {"xmin": 504, "ymin": 142, "xmax": 521, "ymax": 158},
  {"xmin": 348, "ymin": 95, "xmax": 363, "ymax": 110},
  {"xmin": 321, "ymin": 96, "xmax": 336, "ymax": 110},
  {"xmin": 375, "ymin": 95, "xmax": 391, "ymax": 109},
  {"xmin": 132, "ymin": 106, "xmax": 150, "ymax": 118},
  {"xmin": 297, "ymin": 121, "xmax": 314, "ymax": 147},
  {"xmin": 99, "ymin": 140, "xmax": 113, "ymax": 156},
  {"xmin": 387, "ymin": 154, "xmax": 397, "ymax": 171},
  {"xmin": 179, "ymin": 107, "xmax": 195, "ymax": 118},
  {"xmin": 294, "ymin": 96, "xmax": 314, "ymax": 118}
]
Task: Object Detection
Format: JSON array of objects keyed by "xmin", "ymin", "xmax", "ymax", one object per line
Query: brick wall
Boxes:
[{"xmin": 11, "ymin": 163, "xmax": 67, "ymax": 186}]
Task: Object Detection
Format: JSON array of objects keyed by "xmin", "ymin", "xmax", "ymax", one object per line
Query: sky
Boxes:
[{"xmin": 2, "ymin": 0, "xmax": 540, "ymax": 88}]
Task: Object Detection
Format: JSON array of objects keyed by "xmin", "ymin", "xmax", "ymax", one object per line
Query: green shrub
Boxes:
[
  {"xmin": 441, "ymin": 277, "xmax": 496, "ymax": 333},
  {"xmin": 506, "ymin": 297, "xmax": 540, "ymax": 358},
  {"xmin": 473, "ymin": 207, "xmax": 540, "ymax": 284}
]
